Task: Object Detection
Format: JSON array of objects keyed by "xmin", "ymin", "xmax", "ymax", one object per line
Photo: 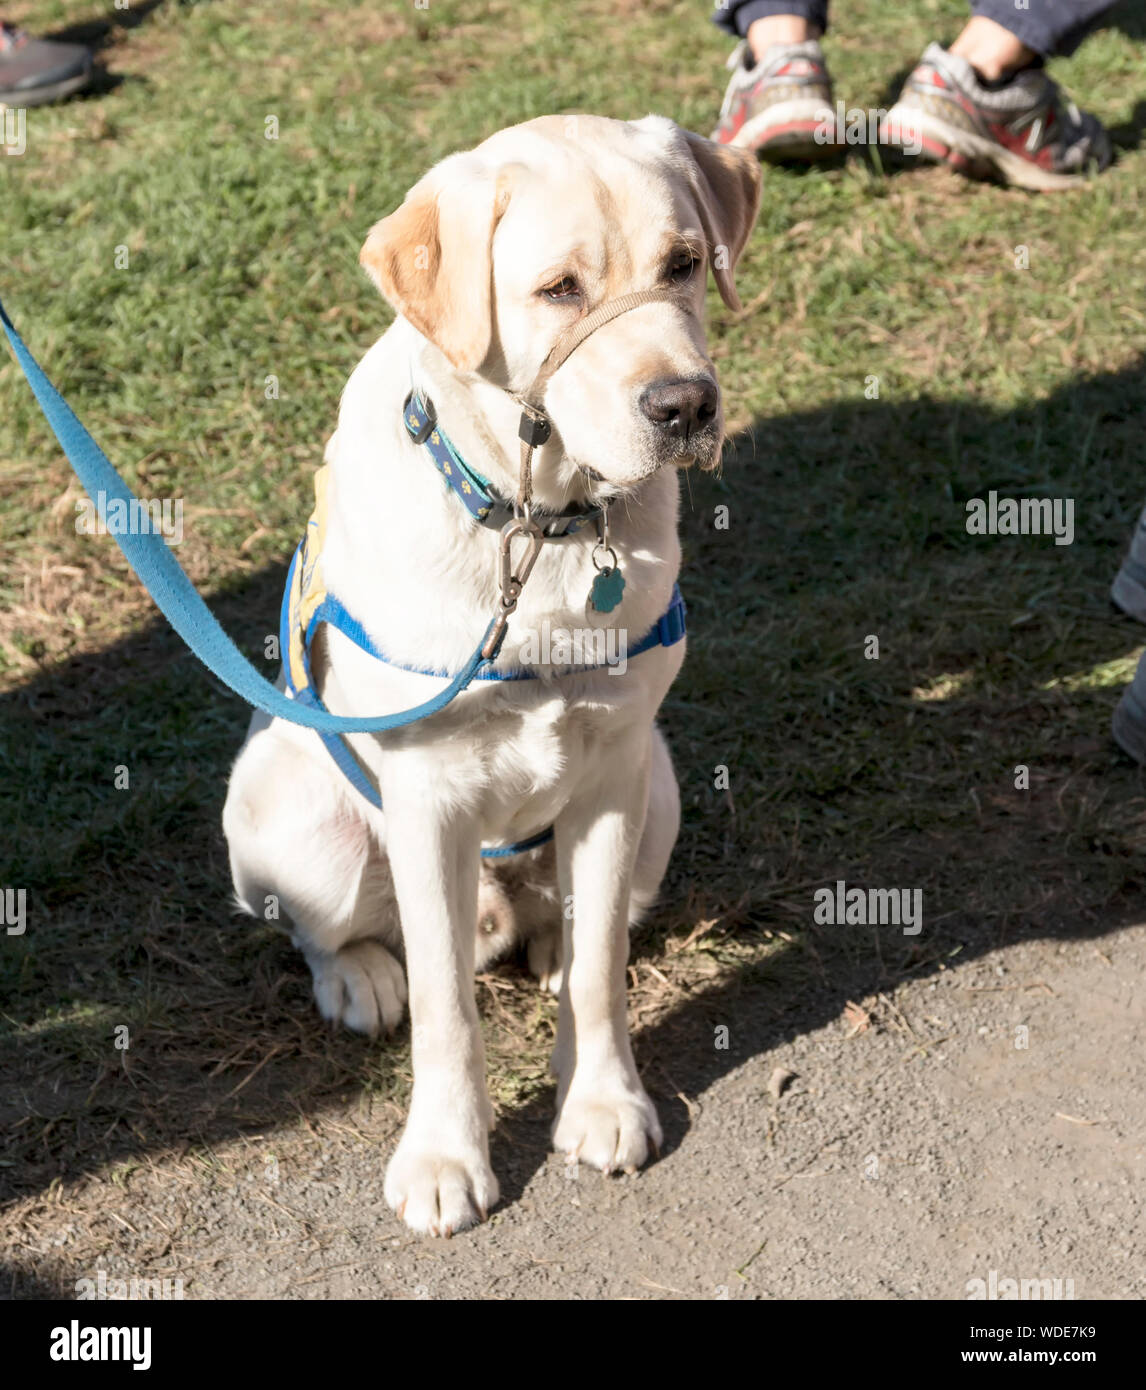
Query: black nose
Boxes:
[{"xmin": 639, "ymin": 376, "xmax": 719, "ymax": 441}]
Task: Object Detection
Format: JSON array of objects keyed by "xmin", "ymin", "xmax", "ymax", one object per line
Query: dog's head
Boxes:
[{"xmin": 360, "ymin": 114, "xmax": 761, "ymax": 496}]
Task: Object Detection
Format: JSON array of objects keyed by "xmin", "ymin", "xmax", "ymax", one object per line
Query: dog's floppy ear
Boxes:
[
  {"xmin": 360, "ymin": 155, "xmax": 507, "ymax": 372},
  {"xmin": 681, "ymin": 131, "xmax": 762, "ymax": 313}
]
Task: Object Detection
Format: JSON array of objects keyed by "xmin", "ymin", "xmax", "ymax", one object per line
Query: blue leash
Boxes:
[
  {"xmin": 1, "ymin": 297, "xmax": 687, "ymax": 858},
  {"xmin": 0, "ymin": 297, "xmax": 505, "ymax": 736}
]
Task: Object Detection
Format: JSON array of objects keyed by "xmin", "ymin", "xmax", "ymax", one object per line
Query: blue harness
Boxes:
[
  {"xmin": 0, "ymin": 298, "xmax": 686, "ymax": 860},
  {"xmin": 281, "ymin": 398, "xmax": 686, "ymax": 855}
]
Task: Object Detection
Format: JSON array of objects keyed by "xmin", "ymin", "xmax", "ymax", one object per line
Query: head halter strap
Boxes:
[{"xmin": 511, "ymin": 286, "xmax": 681, "ymax": 515}]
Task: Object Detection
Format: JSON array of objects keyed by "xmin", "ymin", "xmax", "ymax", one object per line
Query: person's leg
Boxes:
[
  {"xmin": 741, "ymin": 9, "xmax": 824, "ymax": 58},
  {"xmin": 712, "ymin": 1, "xmax": 827, "ymax": 47},
  {"xmin": 0, "ymin": 21, "xmax": 93, "ymax": 107},
  {"xmin": 949, "ymin": 15, "xmax": 1037, "ymax": 81},
  {"xmin": 881, "ymin": 0, "xmax": 1116, "ymax": 190},
  {"xmin": 965, "ymin": 0, "xmax": 1118, "ymax": 63},
  {"xmin": 1112, "ymin": 496, "xmax": 1146, "ymax": 762},
  {"xmin": 711, "ymin": 2, "xmax": 835, "ymax": 160},
  {"xmin": 1113, "ymin": 503, "xmax": 1146, "ymax": 625},
  {"xmin": 1113, "ymin": 646, "xmax": 1146, "ymax": 765}
]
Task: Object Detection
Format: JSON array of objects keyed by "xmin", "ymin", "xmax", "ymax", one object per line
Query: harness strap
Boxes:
[{"xmin": 282, "ymin": 530, "xmax": 686, "ymax": 854}]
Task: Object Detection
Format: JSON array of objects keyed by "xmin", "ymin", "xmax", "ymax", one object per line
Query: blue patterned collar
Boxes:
[{"xmin": 403, "ymin": 392, "xmax": 602, "ymax": 539}]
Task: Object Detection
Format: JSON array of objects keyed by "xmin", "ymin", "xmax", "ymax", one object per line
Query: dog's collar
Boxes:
[{"xmin": 403, "ymin": 392, "xmax": 601, "ymax": 539}]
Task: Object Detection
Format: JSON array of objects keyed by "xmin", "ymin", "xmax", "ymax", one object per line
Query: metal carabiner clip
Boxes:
[
  {"xmin": 499, "ymin": 516, "xmax": 544, "ymax": 604},
  {"xmin": 483, "ymin": 516, "xmax": 545, "ymax": 660}
]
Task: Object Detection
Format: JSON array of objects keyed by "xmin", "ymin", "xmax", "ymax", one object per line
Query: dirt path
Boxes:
[{"xmin": 6, "ymin": 922, "xmax": 1142, "ymax": 1301}]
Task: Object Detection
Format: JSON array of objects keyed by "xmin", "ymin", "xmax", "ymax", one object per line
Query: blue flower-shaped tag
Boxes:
[{"xmin": 589, "ymin": 567, "xmax": 625, "ymax": 614}]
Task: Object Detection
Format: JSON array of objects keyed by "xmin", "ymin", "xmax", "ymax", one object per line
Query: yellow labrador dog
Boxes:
[{"xmin": 223, "ymin": 114, "xmax": 760, "ymax": 1235}]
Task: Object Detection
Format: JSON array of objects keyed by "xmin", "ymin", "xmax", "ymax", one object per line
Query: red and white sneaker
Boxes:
[
  {"xmin": 712, "ymin": 39, "xmax": 835, "ymax": 162},
  {"xmin": 881, "ymin": 42, "xmax": 1112, "ymax": 191}
]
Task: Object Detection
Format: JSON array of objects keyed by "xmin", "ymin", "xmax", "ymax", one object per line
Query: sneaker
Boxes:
[
  {"xmin": 712, "ymin": 39, "xmax": 835, "ymax": 162},
  {"xmin": 881, "ymin": 42, "xmax": 1112, "ymax": 191},
  {"xmin": 1112, "ymin": 649, "xmax": 1146, "ymax": 765},
  {"xmin": 0, "ymin": 23, "xmax": 93, "ymax": 108},
  {"xmin": 1112, "ymin": 501, "xmax": 1146, "ymax": 624}
]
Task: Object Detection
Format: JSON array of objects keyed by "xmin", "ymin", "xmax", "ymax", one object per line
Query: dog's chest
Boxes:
[{"xmin": 459, "ymin": 676, "xmax": 651, "ymax": 833}]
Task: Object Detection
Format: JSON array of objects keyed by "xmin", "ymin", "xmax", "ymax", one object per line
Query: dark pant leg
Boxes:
[
  {"xmin": 971, "ymin": 0, "xmax": 1118, "ymax": 57},
  {"xmin": 713, "ymin": 0, "xmax": 830, "ymax": 40}
]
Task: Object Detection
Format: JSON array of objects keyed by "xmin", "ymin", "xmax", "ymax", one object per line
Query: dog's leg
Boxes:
[
  {"xmin": 550, "ymin": 731, "xmax": 663, "ymax": 1173},
  {"xmin": 223, "ymin": 721, "xmax": 407, "ymax": 1036},
  {"xmin": 382, "ymin": 789, "xmax": 497, "ymax": 1235},
  {"xmin": 629, "ymin": 722, "xmax": 680, "ymax": 925},
  {"xmin": 525, "ymin": 723, "xmax": 679, "ymax": 996}
]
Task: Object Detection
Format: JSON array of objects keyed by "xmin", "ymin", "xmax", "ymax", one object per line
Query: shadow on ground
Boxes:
[
  {"xmin": 45, "ymin": 0, "xmax": 167, "ymax": 50},
  {"xmin": 2, "ymin": 355, "xmax": 1145, "ymax": 1293},
  {"xmin": 40, "ymin": 0, "xmax": 171, "ymax": 101}
]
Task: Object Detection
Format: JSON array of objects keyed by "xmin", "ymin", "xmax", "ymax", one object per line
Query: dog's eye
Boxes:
[
  {"xmin": 667, "ymin": 252, "xmax": 700, "ymax": 283},
  {"xmin": 541, "ymin": 276, "xmax": 579, "ymax": 302}
]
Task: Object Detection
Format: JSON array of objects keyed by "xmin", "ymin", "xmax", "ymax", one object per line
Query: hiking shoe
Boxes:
[
  {"xmin": 881, "ymin": 42, "xmax": 1112, "ymax": 191},
  {"xmin": 1112, "ymin": 501, "xmax": 1146, "ymax": 624},
  {"xmin": 0, "ymin": 23, "xmax": 93, "ymax": 108},
  {"xmin": 712, "ymin": 39, "xmax": 836, "ymax": 162},
  {"xmin": 1113, "ymin": 649, "xmax": 1146, "ymax": 765}
]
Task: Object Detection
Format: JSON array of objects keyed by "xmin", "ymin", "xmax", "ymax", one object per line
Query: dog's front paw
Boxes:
[
  {"xmin": 384, "ymin": 1133, "xmax": 499, "ymax": 1237},
  {"xmin": 306, "ymin": 940, "xmax": 407, "ymax": 1036},
  {"xmin": 552, "ymin": 1081, "xmax": 662, "ymax": 1175}
]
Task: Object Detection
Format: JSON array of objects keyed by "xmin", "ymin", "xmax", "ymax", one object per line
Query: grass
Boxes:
[{"xmin": 2, "ymin": 0, "xmax": 1146, "ymax": 1292}]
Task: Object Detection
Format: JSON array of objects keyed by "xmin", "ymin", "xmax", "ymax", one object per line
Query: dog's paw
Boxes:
[
  {"xmin": 527, "ymin": 931, "xmax": 563, "ymax": 995},
  {"xmin": 307, "ymin": 940, "xmax": 407, "ymax": 1036},
  {"xmin": 384, "ymin": 1137, "xmax": 499, "ymax": 1237},
  {"xmin": 552, "ymin": 1082, "xmax": 662, "ymax": 1174}
]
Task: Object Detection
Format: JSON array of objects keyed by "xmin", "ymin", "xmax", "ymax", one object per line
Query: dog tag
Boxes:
[{"xmin": 589, "ymin": 566, "xmax": 625, "ymax": 614}]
